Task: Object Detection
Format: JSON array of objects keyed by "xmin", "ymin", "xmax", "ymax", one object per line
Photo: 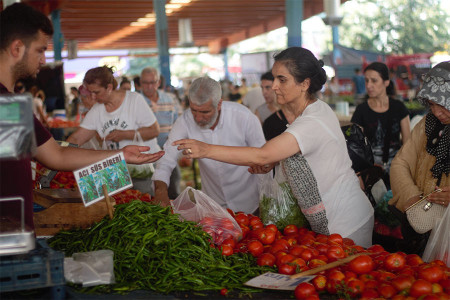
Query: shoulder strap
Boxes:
[
  {"xmin": 382, "ymin": 99, "xmax": 393, "ymax": 164},
  {"xmin": 279, "ymin": 109, "xmax": 288, "ymax": 123}
]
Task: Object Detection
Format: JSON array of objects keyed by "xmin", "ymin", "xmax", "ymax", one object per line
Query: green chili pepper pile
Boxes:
[{"xmin": 49, "ymin": 200, "xmax": 273, "ymax": 294}]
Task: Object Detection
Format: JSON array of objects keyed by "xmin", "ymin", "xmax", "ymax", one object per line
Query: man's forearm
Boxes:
[{"xmin": 153, "ymin": 180, "xmax": 171, "ymax": 206}]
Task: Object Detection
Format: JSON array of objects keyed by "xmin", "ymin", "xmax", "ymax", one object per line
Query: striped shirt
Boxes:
[{"xmin": 142, "ymin": 90, "xmax": 182, "ymax": 149}]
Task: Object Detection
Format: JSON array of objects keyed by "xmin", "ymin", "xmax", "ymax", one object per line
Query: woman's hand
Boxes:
[
  {"xmin": 173, "ymin": 139, "xmax": 209, "ymax": 158},
  {"xmin": 105, "ymin": 130, "xmax": 127, "ymax": 143},
  {"xmin": 428, "ymin": 186, "xmax": 450, "ymax": 207},
  {"xmin": 248, "ymin": 163, "xmax": 275, "ymax": 174}
]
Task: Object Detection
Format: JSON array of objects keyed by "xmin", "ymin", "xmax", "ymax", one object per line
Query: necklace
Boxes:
[{"xmin": 300, "ymin": 99, "xmax": 310, "ymax": 116}]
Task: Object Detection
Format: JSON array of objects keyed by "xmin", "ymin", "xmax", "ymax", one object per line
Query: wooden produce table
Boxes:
[{"xmin": 33, "ymin": 188, "xmax": 111, "ymax": 236}]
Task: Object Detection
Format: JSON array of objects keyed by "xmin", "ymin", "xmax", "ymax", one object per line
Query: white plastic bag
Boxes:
[
  {"xmin": 127, "ymin": 131, "xmax": 154, "ymax": 179},
  {"xmin": 422, "ymin": 206, "xmax": 450, "ymax": 266},
  {"xmin": 171, "ymin": 187, "xmax": 242, "ymax": 245},
  {"xmin": 64, "ymin": 250, "xmax": 115, "ymax": 287}
]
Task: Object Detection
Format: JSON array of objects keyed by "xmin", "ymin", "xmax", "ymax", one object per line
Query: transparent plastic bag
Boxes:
[
  {"xmin": 64, "ymin": 250, "xmax": 115, "ymax": 287},
  {"xmin": 127, "ymin": 131, "xmax": 154, "ymax": 179},
  {"xmin": 422, "ymin": 206, "xmax": 450, "ymax": 266},
  {"xmin": 259, "ymin": 165, "xmax": 308, "ymax": 231},
  {"xmin": 171, "ymin": 187, "xmax": 242, "ymax": 245}
]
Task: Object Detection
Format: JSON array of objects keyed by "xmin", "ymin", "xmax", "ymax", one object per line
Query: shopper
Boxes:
[
  {"xmin": 173, "ymin": 47, "xmax": 374, "ymax": 247},
  {"xmin": 255, "ymin": 71, "xmax": 278, "ymax": 124},
  {"xmin": 389, "ymin": 61, "xmax": 450, "ymax": 255},
  {"xmin": 351, "ymin": 62, "xmax": 411, "ymax": 188},
  {"xmin": 152, "ymin": 76, "xmax": 267, "ymax": 214},
  {"xmin": 67, "ymin": 66, "xmax": 162, "ymax": 195},
  {"xmin": 140, "ymin": 67, "xmax": 182, "ymax": 199}
]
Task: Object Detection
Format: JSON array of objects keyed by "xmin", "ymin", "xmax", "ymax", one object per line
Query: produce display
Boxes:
[
  {"xmin": 46, "ymin": 190, "xmax": 449, "ymax": 299},
  {"xmin": 48, "ymin": 201, "xmax": 274, "ymax": 294},
  {"xmin": 225, "ymin": 211, "xmax": 449, "ymax": 299}
]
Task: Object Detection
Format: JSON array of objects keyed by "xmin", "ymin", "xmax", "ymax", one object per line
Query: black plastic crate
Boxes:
[{"xmin": 0, "ymin": 239, "xmax": 65, "ymax": 300}]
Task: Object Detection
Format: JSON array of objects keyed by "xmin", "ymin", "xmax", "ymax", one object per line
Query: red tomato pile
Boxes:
[
  {"xmin": 112, "ymin": 189, "xmax": 152, "ymax": 204},
  {"xmin": 218, "ymin": 210, "xmax": 450, "ymax": 300},
  {"xmin": 198, "ymin": 215, "xmax": 242, "ymax": 246},
  {"xmin": 34, "ymin": 162, "xmax": 77, "ymax": 189},
  {"xmin": 48, "ymin": 119, "xmax": 80, "ymax": 128}
]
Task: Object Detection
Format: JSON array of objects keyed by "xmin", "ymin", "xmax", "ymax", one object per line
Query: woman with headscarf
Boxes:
[{"xmin": 389, "ymin": 61, "xmax": 450, "ymax": 255}]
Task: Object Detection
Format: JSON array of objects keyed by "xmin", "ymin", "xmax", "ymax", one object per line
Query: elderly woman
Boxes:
[{"xmin": 389, "ymin": 61, "xmax": 450, "ymax": 255}]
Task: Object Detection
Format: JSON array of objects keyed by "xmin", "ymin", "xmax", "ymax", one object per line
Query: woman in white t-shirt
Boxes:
[
  {"xmin": 67, "ymin": 66, "xmax": 161, "ymax": 194},
  {"xmin": 174, "ymin": 47, "xmax": 374, "ymax": 247}
]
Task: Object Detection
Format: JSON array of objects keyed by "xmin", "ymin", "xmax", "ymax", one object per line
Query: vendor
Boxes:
[
  {"xmin": 389, "ymin": 61, "xmax": 450, "ymax": 255},
  {"xmin": 0, "ymin": 3, "xmax": 164, "ymax": 230},
  {"xmin": 173, "ymin": 47, "xmax": 374, "ymax": 248},
  {"xmin": 152, "ymin": 76, "xmax": 268, "ymax": 214}
]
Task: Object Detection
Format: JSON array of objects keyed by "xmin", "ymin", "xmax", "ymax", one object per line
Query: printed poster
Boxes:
[{"xmin": 73, "ymin": 152, "xmax": 132, "ymax": 206}]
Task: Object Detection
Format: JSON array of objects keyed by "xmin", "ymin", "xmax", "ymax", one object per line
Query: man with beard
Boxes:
[
  {"xmin": 152, "ymin": 76, "xmax": 267, "ymax": 214},
  {"xmin": 0, "ymin": 3, "xmax": 164, "ymax": 231}
]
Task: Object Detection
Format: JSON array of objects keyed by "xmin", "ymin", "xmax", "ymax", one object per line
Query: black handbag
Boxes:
[{"xmin": 341, "ymin": 123, "xmax": 374, "ymax": 173}]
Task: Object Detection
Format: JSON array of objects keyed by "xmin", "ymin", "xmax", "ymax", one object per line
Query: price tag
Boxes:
[
  {"xmin": 244, "ymin": 272, "xmax": 314, "ymax": 291},
  {"xmin": 73, "ymin": 152, "xmax": 132, "ymax": 207}
]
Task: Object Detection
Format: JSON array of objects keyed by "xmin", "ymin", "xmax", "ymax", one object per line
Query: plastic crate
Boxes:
[{"xmin": 0, "ymin": 239, "xmax": 65, "ymax": 300}]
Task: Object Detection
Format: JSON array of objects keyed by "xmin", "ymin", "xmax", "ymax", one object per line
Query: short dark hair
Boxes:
[
  {"xmin": 133, "ymin": 76, "xmax": 140, "ymax": 86},
  {"xmin": 274, "ymin": 47, "xmax": 327, "ymax": 97},
  {"xmin": 0, "ymin": 3, "xmax": 54, "ymax": 51},
  {"xmin": 260, "ymin": 71, "xmax": 274, "ymax": 82}
]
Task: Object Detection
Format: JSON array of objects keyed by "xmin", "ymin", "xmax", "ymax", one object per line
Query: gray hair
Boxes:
[
  {"xmin": 141, "ymin": 67, "xmax": 160, "ymax": 78},
  {"xmin": 188, "ymin": 76, "xmax": 222, "ymax": 107}
]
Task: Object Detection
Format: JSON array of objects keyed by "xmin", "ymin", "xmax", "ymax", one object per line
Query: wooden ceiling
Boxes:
[{"xmin": 16, "ymin": 0, "xmax": 331, "ymax": 53}]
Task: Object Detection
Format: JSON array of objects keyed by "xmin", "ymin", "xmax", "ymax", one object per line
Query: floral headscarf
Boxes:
[
  {"xmin": 416, "ymin": 61, "xmax": 450, "ymax": 110},
  {"xmin": 416, "ymin": 61, "xmax": 450, "ymax": 182}
]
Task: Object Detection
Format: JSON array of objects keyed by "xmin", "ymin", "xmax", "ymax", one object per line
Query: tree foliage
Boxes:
[{"xmin": 339, "ymin": 0, "xmax": 450, "ymax": 54}]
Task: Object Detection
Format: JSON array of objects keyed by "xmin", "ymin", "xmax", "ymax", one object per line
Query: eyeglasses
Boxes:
[{"xmin": 421, "ymin": 74, "xmax": 450, "ymax": 86}]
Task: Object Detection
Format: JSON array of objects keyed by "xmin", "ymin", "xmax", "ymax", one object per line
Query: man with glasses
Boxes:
[{"xmin": 141, "ymin": 67, "xmax": 182, "ymax": 199}]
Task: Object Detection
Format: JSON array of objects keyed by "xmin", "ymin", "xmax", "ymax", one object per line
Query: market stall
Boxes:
[{"xmin": 1, "ymin": 165, "xmax": 449, "ymax": 300}]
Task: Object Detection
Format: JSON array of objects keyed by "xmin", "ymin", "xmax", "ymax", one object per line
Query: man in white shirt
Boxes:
[{"xmin": 152, "ymin": 76, "xmax": 266, "ymax": 214}]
